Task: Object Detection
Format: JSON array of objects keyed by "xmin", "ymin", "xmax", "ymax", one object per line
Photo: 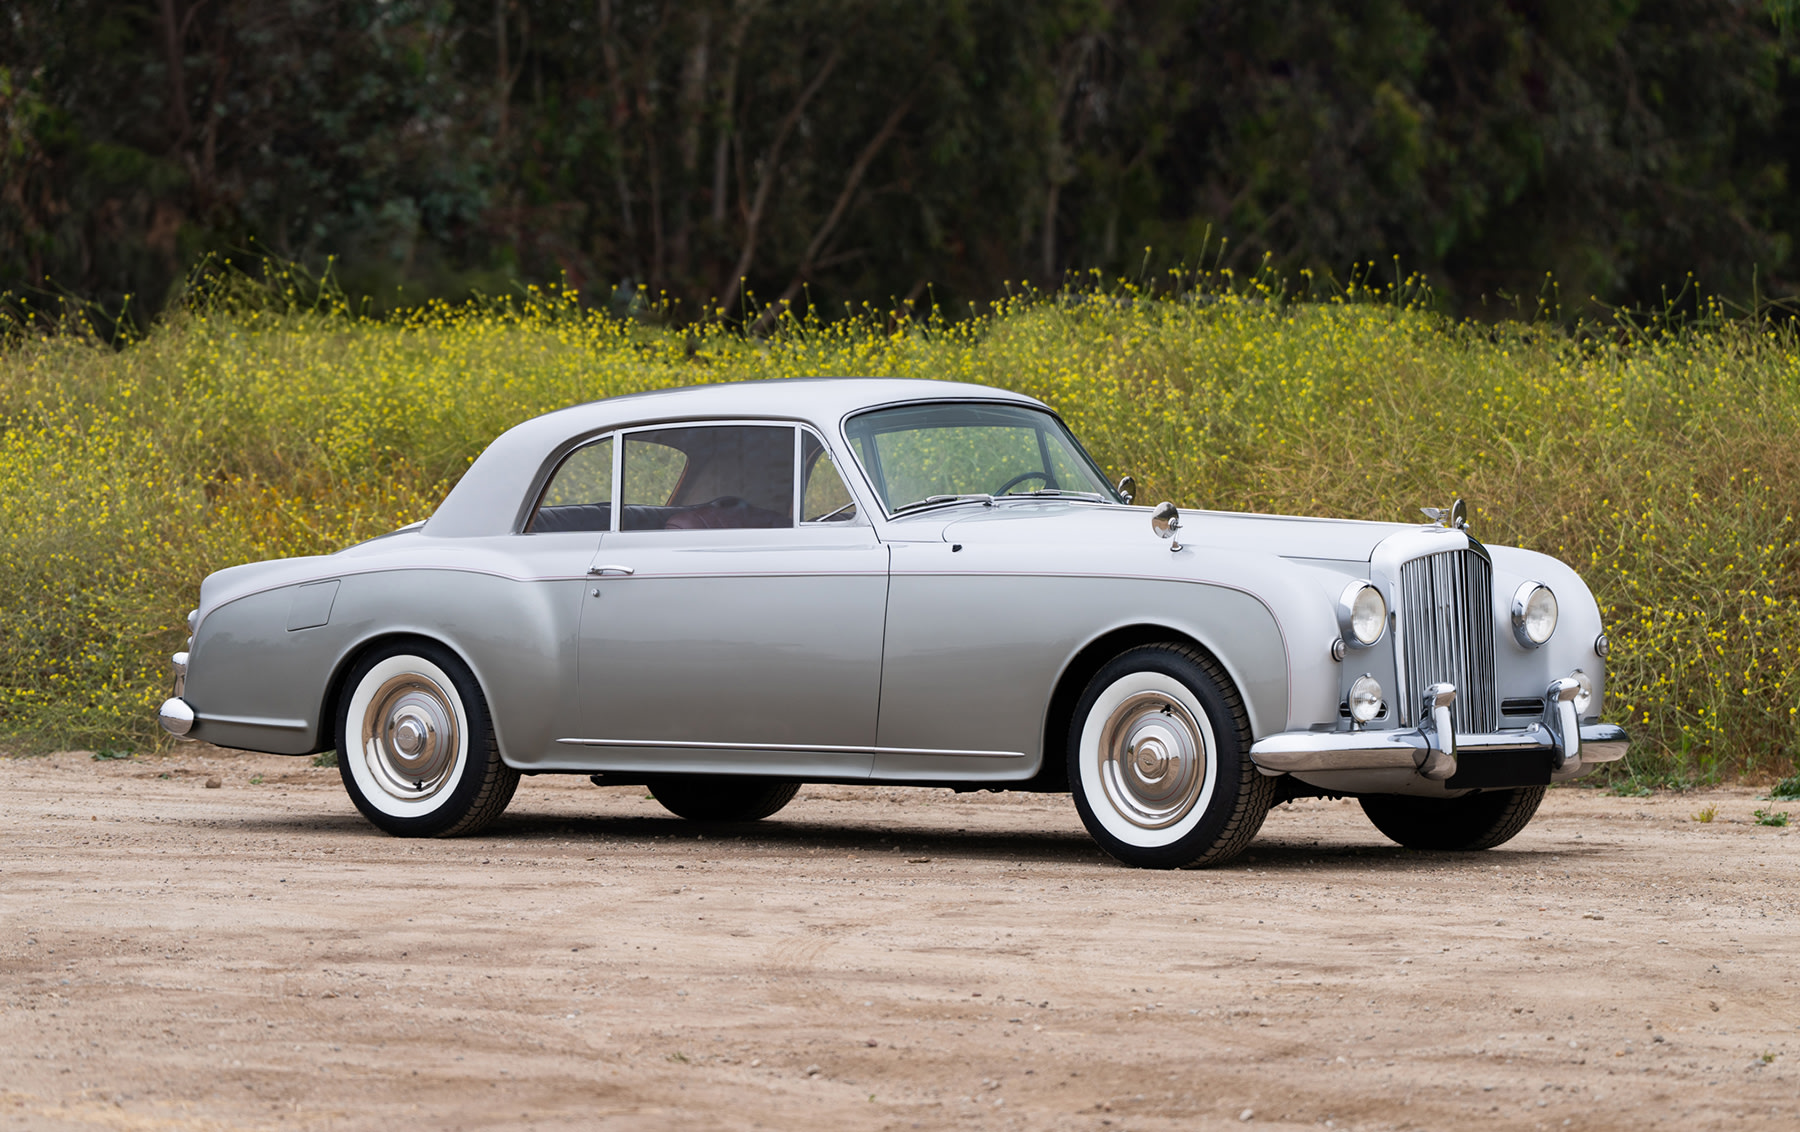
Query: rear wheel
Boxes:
[
  {"xmin": 1359, "ymin": 786, "xmax": 1546, "ymax": 851},
  {"xmin": 336, "ymin": 642, "xmax": 518, "ymax": 837},
  {"xmin": 1068, "ymin": 643, "xmax": 1274, "ymax": 868},
  {"xmin": 647, "ymin": 776, "xmax": 800, "ymax": 822}
]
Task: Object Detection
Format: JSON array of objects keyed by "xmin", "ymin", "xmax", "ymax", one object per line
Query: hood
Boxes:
[{"xmin": 933, "ymin": 501, "xmax": 1417, "ymax": 562}]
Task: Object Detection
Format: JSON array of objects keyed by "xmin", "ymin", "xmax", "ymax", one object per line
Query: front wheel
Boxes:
[
  {"xmin": 1068, "ymin": 644, "xmax": 1274, "ymax": 868},
  {"xmin": 336, "ymin": 642, "xmax": 519, "ymax": 837},
  {"xmin": 647, "ymin": 776, "xmax": 800, "ymax": 822},
  {"xmin": 1359, "ymin": 785, "xmax": 1546, "ymax": 851}
]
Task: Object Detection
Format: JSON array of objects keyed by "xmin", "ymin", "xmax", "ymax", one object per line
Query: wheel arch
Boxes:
[
  {"xmin": 319, "ymin": 631, "xmax": 489, "ymax": 756},
  {"xmin": 1036, "ymin": 624, "xmax": 1246, "ymax": 792}
]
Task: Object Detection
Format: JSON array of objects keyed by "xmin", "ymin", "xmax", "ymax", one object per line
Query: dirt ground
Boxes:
[{"xmin": 2, "ymin": 747, "xmax": 1796, "ymax": 1132}]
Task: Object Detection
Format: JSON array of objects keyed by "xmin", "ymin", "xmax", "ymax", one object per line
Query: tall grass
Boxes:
[{"xmin": 2, "ymin": 268, "xmax": 1795, "ymax": 785}]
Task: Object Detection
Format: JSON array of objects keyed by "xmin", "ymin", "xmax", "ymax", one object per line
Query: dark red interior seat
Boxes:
[{"xmin": 662, "ymin": 496, "xmax": 790, "ymax": 530}]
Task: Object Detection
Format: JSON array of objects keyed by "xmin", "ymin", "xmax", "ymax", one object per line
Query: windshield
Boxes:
[{"xmin": 843, "ymin": 401, "xmax": 1121, "ymax": 514}]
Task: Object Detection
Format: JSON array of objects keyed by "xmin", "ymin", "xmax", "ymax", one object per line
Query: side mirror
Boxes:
[
  {"xmin": 1150, "ymin": 501, "xmax": 1182, "ymax": 551},
  {"xmin": 1115, "ymin": 475, "xmax": 1136, "ymax": 505}
]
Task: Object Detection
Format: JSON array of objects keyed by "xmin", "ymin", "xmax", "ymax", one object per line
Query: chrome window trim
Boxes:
[
  {"xmin": 797, "ymin": 424, "xmax": 872, "ymax": 527},
  {"xmin": 838, "ymin": 398, "xmax": 1123, "ymax": 519},
  {"xmin": 514, "ymin": 428, "xmax": 616, "ymax": 534},
  {"xmin": 612, "ymin": 418, "xmax": 803, "ymax": 529},
  {"xmin": 521, "ymin": 430, "xmax": 617, "ymax": 534}
]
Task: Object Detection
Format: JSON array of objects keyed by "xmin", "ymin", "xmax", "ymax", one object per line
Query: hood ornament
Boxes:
[{"xmin": 1420, "ymin": 498, "xmax": 1469, "ymax": 531}]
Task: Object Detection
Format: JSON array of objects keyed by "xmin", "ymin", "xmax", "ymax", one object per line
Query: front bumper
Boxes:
[{"xmin": 1250, "ymin": 678, "xmax": 1629, "ymax": 784}]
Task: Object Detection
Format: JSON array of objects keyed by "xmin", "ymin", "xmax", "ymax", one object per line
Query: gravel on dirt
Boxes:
[{"xmin": 2, "ymin": 745, "xmax": 1796, "ymax": 1131}]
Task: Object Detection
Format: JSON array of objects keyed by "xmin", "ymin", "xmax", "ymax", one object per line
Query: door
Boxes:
[{"xmin": 571, "ymin": 423, "xmax": 887, "ymax": 778}]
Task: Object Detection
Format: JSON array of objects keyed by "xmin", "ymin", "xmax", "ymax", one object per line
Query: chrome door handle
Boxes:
[{"xmin": 587, "ymin": 564, "xmax": 635, "ymax": 576}]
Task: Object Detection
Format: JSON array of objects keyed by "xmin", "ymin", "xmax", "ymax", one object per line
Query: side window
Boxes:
[
  {"xmin": 621, "ymin": 425, "xmax": 796, "ymax": 531},
  {"xmin": 801, "ymin": 434, "xmax": 858, "ymax": 522},
  {"xmin": 622, "ymin": 438, "xmax": 688, "ymax": 507},
  {"xmin": 527, "ymin": 436, "xmax": 612, "ymax": 533}
]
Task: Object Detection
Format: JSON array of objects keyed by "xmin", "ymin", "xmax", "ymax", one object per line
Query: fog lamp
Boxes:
[
  {"xmin": 1568, "ymin": 669, "xmax": 1594, "ymax": 716},
  {"xmin": 1347, "ymin": 674, "xmax": 1383, "ymax": 725}
]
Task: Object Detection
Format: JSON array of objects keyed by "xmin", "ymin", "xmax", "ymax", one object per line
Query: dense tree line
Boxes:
[{"xmin": 3, "ymin": 0, "xmax": 1796, "ymax": 323}]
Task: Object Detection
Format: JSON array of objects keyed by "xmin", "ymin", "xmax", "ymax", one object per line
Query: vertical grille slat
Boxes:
[{"xmin": 1396, "ymin": 548, "xmax": 1496, "ymax": 732}]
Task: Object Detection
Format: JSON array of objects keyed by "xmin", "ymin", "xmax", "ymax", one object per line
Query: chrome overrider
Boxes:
[
  {"xmin": 1248, "ymin": 678, "xmax": 1630, "ymax": 783},
  {"xmin": 158, "ymin": 651, "xmax": 195, "ymax": 737}
]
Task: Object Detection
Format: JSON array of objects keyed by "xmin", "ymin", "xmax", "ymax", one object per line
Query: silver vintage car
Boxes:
[{"xmin": 159, "ymin": 378, "xmax": 1627, "ymax": 867}]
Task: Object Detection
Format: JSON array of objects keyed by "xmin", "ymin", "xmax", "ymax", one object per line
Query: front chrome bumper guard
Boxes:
[
  {"xmin": 1249, "ymin": 678, "xmax": 1629, "ymax": 782},
  {"xmin": 159, "ymin": 651, "xmax": 194, "ymax": 738}
]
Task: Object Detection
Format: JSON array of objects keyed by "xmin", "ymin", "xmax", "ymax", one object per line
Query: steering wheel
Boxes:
[{"xmin": 994, "ymin": 471, "xmax": 1050, "ymax": 495}]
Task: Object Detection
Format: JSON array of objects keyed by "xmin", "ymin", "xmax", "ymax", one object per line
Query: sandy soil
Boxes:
[{"xmin": 2, "ymin": 746, "xmax": 1796, "ymax": 1132}]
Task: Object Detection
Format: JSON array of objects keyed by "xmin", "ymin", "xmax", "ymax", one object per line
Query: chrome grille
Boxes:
[{"xmin": 1397, "ymin": 548, "xmax": 1497, "ymax": 732}]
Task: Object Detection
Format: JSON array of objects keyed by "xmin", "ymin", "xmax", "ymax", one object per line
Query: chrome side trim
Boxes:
[
  {"xmin": 555, "ymin": 737, "xmax": 1026, "ymax": 758},
  {"xmin": 196, "ymin": 713, "xmax": 312, "ymax": 732}
]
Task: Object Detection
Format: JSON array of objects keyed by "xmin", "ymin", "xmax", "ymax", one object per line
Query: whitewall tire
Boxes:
[
  {"xmin": 1068, "ymin": 643, "xmax": 1273, "ymax": 868},
  {"xmin": 335, "ymin": 642, "xmax": 518, "ymax": 837}
]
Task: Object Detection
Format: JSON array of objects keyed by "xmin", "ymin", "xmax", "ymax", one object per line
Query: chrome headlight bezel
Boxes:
[
  {"xmin": 1337, "ymin": 582, "xmax": 1387, "ymax": 648},
  {"xmin": 1510, "ymin": 581, "xmax": 1558, "ymax": 648}
]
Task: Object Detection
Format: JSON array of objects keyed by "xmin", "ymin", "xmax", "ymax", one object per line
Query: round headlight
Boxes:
[
  {"xmin": 1347, "ymin": 674, "xmax": 1383, "ymax": 724},
  {"xmin": 1338, "ymin": 582, "xmax": 1387, "ymax": 647},
  {"xmin": 1568, "ymin": 669, "xmax": 1594, "ymax": 716},
  {"xmin": 1511, "ymin": 582, "xmax": 1558, "ymax": 648}
]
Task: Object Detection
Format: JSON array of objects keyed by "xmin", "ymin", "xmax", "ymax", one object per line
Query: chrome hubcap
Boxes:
[
  {"xmin": 1096, "ymin": 691, "xmax": 1208, "ymax": 830},
  {"xmin": 361, "ymin": 673, "xmax": 460, "ymax": 801}
]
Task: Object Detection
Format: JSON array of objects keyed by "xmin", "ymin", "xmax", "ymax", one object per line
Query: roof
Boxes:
[{"xmin": 423, "ymin": 376, "xmax": 1047, "ymax": 538}]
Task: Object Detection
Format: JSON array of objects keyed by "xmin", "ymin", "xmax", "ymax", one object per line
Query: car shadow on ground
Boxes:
[
  {"xmin": 1237, "ymin": 838, "xmax": 1609, "ymax": 871},
  {"xmin": 224, "ymin": 807, "xmax": 1595, "ymax": 872},
  {"xmin": 501, "ymin": 810, "xmax": 1118, "ymax": 864}
]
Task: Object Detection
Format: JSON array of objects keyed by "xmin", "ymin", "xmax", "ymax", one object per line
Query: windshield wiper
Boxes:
[
  {"xmin": 999, "ymin": 489, "xmax": 1110, "ymax": 502},
  {"xmin": 891, "ymin": 493, "xmax": 994, "ymax": 515}
]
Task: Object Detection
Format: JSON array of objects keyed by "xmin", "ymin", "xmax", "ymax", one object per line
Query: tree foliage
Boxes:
[{"xmin": 2, "ymin": 0, "xmax": 1795, "ymax": 322}]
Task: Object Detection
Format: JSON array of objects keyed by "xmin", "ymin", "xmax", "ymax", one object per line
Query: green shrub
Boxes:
[{"xmin": 2, "ymin": 271, "xmax": 1796, "ymax": 785}]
